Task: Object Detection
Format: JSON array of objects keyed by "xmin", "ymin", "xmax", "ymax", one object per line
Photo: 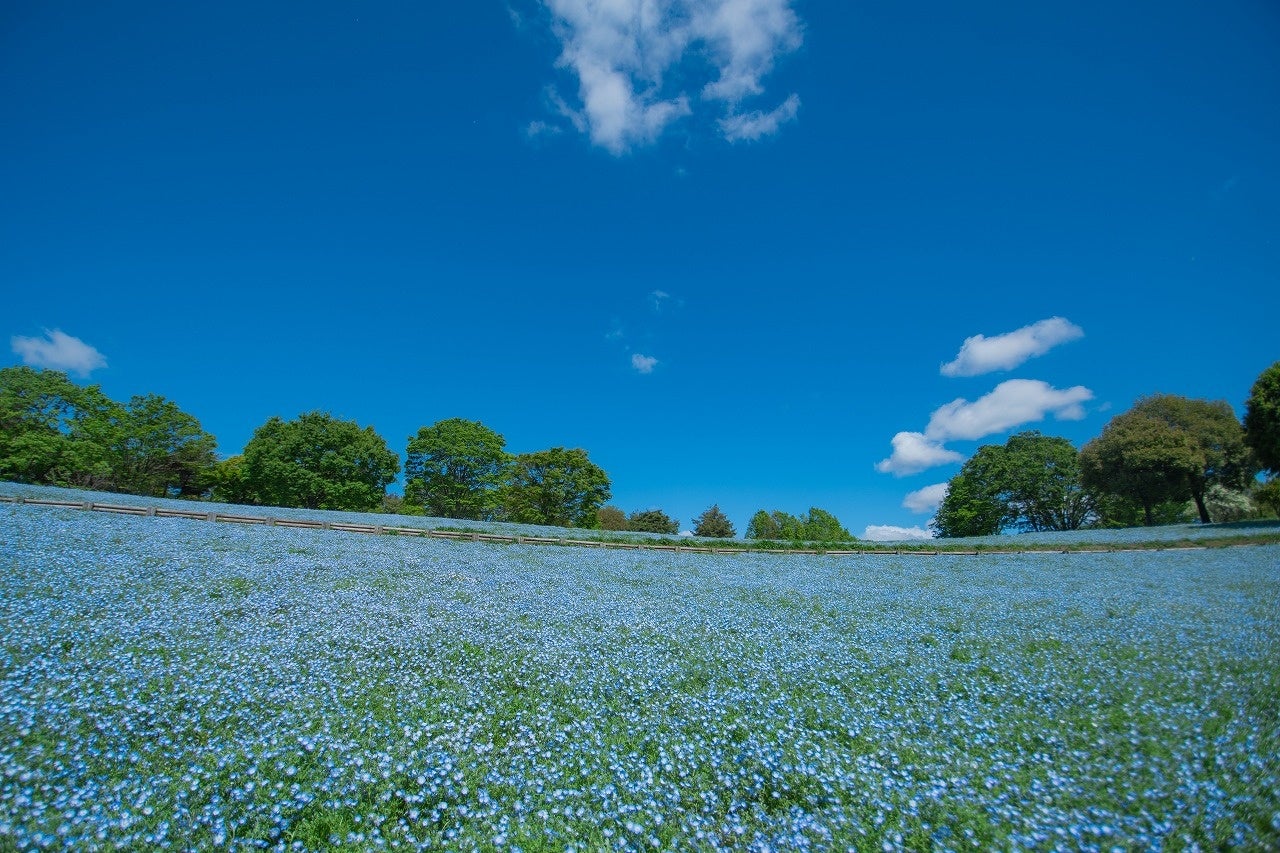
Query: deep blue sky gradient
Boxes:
[{"xmin": 4, "ymin": 1, "xmax": 1278, "ymax": 535}]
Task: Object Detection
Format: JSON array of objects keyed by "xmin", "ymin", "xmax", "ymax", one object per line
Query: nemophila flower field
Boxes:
[{"xmin": 2, "ymin": 503, "xmax": 1279, "ymax": 851}]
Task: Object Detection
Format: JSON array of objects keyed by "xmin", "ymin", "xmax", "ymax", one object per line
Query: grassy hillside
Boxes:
[{"xmin": 2, "ymin": 501, "xmax": 1278, "ymax": 850}]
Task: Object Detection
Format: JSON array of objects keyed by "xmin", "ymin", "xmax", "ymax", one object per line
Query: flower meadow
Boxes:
[{"xmin": 1, "ymin": 503, "xmax": 1279, "ymax": 851}]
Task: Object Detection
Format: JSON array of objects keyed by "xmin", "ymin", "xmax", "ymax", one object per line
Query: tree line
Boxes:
[
  {"xmin": 5, "ymin": 362, "xmax": 1279, "ymax": 538},
  {"xmin": 933, "ymin": 362, "xmax": 1280, "ymax": 536},
  {"xmin": 0, "ymin": 368, "xmax": 784, "ymax": 536}
]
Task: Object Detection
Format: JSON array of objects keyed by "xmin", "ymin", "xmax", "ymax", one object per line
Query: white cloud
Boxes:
[
  {"xmin": 876, "ymin": 432, "xmax": 964, "ymax": 477},
  {"xmin": 940, "ymin": 317, "xmax": 1084, "ymax": 377},
  {"xmin": 11, "ymin": 329, "xmax": 107, "ymax": 376},
  {"xmin": 877, "ymin": 379, "xmax": 1094, "ymax": 476},
  {"xmin": 719, "ymin": 92, "xmax": 799, "ymax": 141},
  {"xmin": 631, "ymin": 353, "xmax": 659, "ymax": 374},
  {"xmin": 863, "ymin": 524, "xmax": 934, "ymax": 542},
  {"xmin": 903, "ymin": 483, "xmax": 948, "ymax": 514},
  {"xmin": 525, "ymin": 119, "xmax": 563, "ymax": 139},
  {"xmin": 650, "ymin": 290, "xmax": 671, "ymax": 312},
  {"xmin": 925, "ymin": 379, "xmax": 1093, "ymax": 442},
  {"xmin": 539, "ymin": 0, "xmax": 802, "ymax": 153}
]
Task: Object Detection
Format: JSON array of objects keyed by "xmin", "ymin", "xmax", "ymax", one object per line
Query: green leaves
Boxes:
[
  {"xmin": 405, "ymin": 419, "xmax": 510, "ymax": 520},
  {"xmin": 1082, "ymin": 395, "xmax": 1255, "ymax": 525},
  {"xmin": 692, "ymin": 504, "xmax": 735, "ymax": 538},
  {"xmin": 626, "ymin": 509, "xmax": 680, "ymax": 534},
  {"xmin": 935, "ymin": 432, "xmax": 1092, "ymax": 537},
  {"xmin": 501, "ymin": 447, "xmax": 611, "ymax": 528},
  {"xmin": 1244, "ymin": 361, "xmax": 1280, "ymax": 475},
  {"xmin": 242, "ymin": 412, "xmax": 400, "ymax": 511},
  {"xmin": 745, "ymin": 508, "xmax": 854, "ymax": 542},
  {"xmin": 0, "ymin": 366, "xmax": 215, "ymax": 496}
]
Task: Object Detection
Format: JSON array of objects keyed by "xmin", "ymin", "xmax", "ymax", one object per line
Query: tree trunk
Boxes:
[
  {"xmin": 1192, "ymin": 490, "xmax": 1211, "ymax": 524},
  {"xmin": 1142, "ymin": 501, "xmax": 1154, "ymax": 526}
]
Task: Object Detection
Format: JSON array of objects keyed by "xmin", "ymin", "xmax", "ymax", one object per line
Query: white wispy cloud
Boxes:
[
  {"xmin": 525, "ymin": 119, "xmax": 564, "ymax": 139},
  {"xmin": 863, "ymin": 524, "xmax": 934, "ymax": 542},
  {"xmin": 924, "ymin": 379, "xmax": 1093, "ymax": 441},
  {"xmin": 876, "ymin": 432, "xmax": 964, "ymax": 477},
  {"xmin": 650, "ymin": 290, "xmax": 672, "ymax": 312},
  {"xmin": 941, "ymin": 317, "xmax": 1084, "ymax": 377},
  {"xmin": 631, "ymin": 353, "xmax": 659, "ymax": 374},
  {"xmin": 903, "ymin": 483, "xmax": 948, "ymax": 514},
  {"xmin": 11, "ymin": 329, "xmax": 107, "ymax": 376},
  {"xmin": 719, "ymin": 92, "xmax": 799, "ymax": 141},
  {"xmin": 538, "ymin": 0, "xmax": 803, "ymax": 153}
]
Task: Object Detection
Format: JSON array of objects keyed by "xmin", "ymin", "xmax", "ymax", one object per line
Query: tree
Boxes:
[
  {"xmin": 744, "ymin": 507, "xmax": 855, "ymax": 541},
  {"xmin": 1255, "ymin": 479, "xmax": 1280, "ymax": 519},
  {"xmin": 801, "ymin": 507, "xmax": 855, "ymax": 542},
  {"xmin": 745, "ymin": 510, "xmax": 780, "ymax": 540},
  {"xmin": 934, "ymin": 432, "xmax": 1093, "ymax": 537},
  {"xmin": 209, "ymin": 455, "xmax": 253, "ymax": 504},
  {"xmin": 0, "ymin": 366, "xmax": 115, "ymax": 487},
  {"xmin": 1244, "ymin": 361, "xmax": 1280, "ymax": 475},
  {"xmin": 1081, "ymin": 395, "xmax": 1254, "ymax": 525},
  {"xmin": 405, "ymin": 418, "xmax": 510, "ymax": 519},
  {"xmin": 597, "ymin": 506, "xmax": 628, "ymax": 531},
  {"xmin": 626, "ymin": 508, "xmax": 679, "ymax": 534},
  {"xmin": 692, "ymin": 504, "xmax": 735, "ymax": 538},
  {"xmin": 108, "ymin": 394, "xmax": 217, "ymax": 497},
  {"xmin": 241, "ymin": 412, "xmax": 400, "ymax": 511},
  {"xmin": 501, "ymin": 447, "xmax": 611, "ymax": 528},
  {"xmin": 933, "ymin": 449, "xmax": 1006, "ymax": 537},
  {"xmin": 1198, "ymin": 484, "xmax": 1255, "ymax": 523}
]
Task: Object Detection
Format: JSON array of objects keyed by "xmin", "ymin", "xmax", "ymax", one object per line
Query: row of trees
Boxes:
[
  {"xmin": 8, "ymin": 361, "xmax": 1278, "ymax": 536},
  {"xmin": 933, "ymin": 361, "xmax": 1280, "ymax": 536},
  {"xmin": 0, "ymin": 367, "xmax": 216, "ymax": 498},
  {"xmin": 215, "ymin": 416, "xmax": 615, "ymax": 526},
  {"xmin": 745, "ymin": 507, "xmax": 855, "ymax": 542}
]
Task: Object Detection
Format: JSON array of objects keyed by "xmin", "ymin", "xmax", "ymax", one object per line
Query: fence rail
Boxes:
[{"xmin": 0, "ymin": 494, "xmax": 1220, "ymax": 556}]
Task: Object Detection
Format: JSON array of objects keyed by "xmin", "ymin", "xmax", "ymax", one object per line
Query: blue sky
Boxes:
[{"xmin": 4, "ymin": 1, "xmax": 1278, "ymax": 538}]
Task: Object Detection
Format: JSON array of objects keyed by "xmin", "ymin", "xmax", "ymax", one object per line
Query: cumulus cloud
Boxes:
[
  {"xmin": 877, "ymin": 379, "xmax": 1093, "ymax": 476},
  {"xmin": 863, "ymin": 524, "xmax": 934, "ymax": 542},
  {"xmin": 538, "ymin": 0, "xmax": 802, "ymax": 153},
  {"xmin": 876, "ymin": 432, "xmax": 964, "ymax": 477},
  {"xmin": 941, "ymin": 317, "xmax": 1084, "ymax": 377},
  {"xmin": 11, "ymin": 329, "xmax": 107, "ymax": 376},
  {"xmin": 903, "ymin": 483, "xmax": 948, "ymax": 514},
  {"xmin": 631, "ymin": 353, "xmax": 659, "ymax": 374},
  {"xmin": 924, "ymin": 379, "xmax": 1093, "ymax": 442}
]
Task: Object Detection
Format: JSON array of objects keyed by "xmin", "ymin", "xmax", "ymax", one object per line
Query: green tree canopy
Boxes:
[
  {"xmin": 209, "ymin": 455, "xmax": 253, "ymax": 504},
  {"xmin": 801, "ymin": 507, "xmax": 855, "ymax": 542},
  {"xmin": 745, "ymin": 510, "xmax": 780, "ymax": 540},
  {"xmin": 501, "ymin": 447, "xmax": 611, "ymax": 528},
  {"xmin": 626, "ymin": 508, "xmax": 679, "ymax": 534},
  {"xmin": 108, "ymin": 394, "xmax": 217, "ymax": 497},
  {"xmin": 0, "ymin": 366, "xmax": 116, "ymax": 487},
  {"xmin": 934, "ymin": 432, "xmax": 1093, "ymax": 537},
  {"xmin": 1244, "ymin": 361, "xmax": 1280, "ymax": 475},
  {"xmin": 745, "ymin": 507, "xmax": 854, "ymax": 541},
  {"xmin": 597, "ymin": 506, "xmax": 628, "ymax": 531},
  {"xmin": 1081, "ymin": 395, "xmax": 1254, "ymax": 525},
  {"xmin": 692, "ymin": 504, "xmax": 735, "ymax": 538},
  {"xmin": 405, "ymin": 418, "xmax": 510, "ymax": 520},
  {"xmin": 241, "ymin": 412, "xmax": 400, "ymax": 511}
]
